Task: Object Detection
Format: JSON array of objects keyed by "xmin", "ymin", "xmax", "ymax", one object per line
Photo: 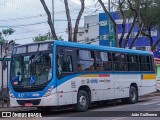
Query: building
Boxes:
[
  {"xmin": 83, "ymin": 12, "xmax": 159, "ymax": 51},
  {"xmin": 66, "ymin": 27, "xmax": 85, "ymax": 42}
]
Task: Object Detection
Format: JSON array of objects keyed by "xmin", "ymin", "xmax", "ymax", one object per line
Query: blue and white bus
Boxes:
[{"xmin": 9, "ymin": 40, "xmax": 156, "ymax": 111}]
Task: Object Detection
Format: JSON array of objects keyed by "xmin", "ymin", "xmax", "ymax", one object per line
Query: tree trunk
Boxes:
[
  {"xmin": 118, "ymin": 0, "xmax": 126, "ymax": 48},
  {"xmin": 141, "ymin": 28, "xmax": 153, "ymax": 51},
  {"xmin": 73, "ymin": 0, "xmax": 85, "ymax": 42},
  {"xmin": 123, "ymin": 0, "xmax": 138, "ymax": 48},
  {"xmin": 129, "ymin": 23, "xmax": 143, "ymax": 49},
  {"xmin": 64, "ymin": 0, "xmax": 72, "ymax": 42},
  {"xmin": 123, "ymin": 16, "xmax": 137, "ymax": 48},
  {"xmin": 152, "ymin": 38, "xmax": 160, "ymax": 51},
  {"xmin": 40, "ymin": 0, "xmax": 57, "ymax": 40},
  {"xmin": 98, "ymin": 0, "xmax": 119, "ymax": 47}
]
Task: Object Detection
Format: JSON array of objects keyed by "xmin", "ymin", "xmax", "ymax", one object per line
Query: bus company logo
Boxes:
[
  {"xmin": 1, "ymin": 112, "xmax": 42, "ymax": 118},
  {"xmin": 2, "ymin": 112, "xmax": 11, "ymax": 117}
]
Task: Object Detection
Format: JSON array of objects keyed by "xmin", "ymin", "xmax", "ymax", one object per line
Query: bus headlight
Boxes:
[
  {"xmin": 43, "ymin": 86, "xmax": 54, "ymax": 97},
  {"xmin": 9, "ymin": 90, "xmax": 16, "ymax": 98}
]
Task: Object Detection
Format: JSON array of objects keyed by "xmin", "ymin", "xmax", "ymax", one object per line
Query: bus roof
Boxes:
[
  {"xmin": 14, "ymin": 40, "xmax": 152, "ymax": 56},
  {"xmin": 54, "ymin": 41, "xmax": 152, "ymax": 56}
]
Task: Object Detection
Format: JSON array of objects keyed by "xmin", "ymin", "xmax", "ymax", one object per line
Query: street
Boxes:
[{"xmin": 1, "ymin": 93, "xmax": 160, "ymax": 120}]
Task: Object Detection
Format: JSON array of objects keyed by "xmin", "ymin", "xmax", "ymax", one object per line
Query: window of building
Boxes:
[
  {"xmin": 77, "ymin": 50, "xmax": 95, "ymax": 71},
  {"xmin": 130, "ymin": 32, "xmax": 135, "ymax": 38}
]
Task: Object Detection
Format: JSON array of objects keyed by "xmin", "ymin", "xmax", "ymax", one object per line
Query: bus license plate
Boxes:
[{"xmin": 25, "ymin": 103, "xmax": 33, "ymax": 107}]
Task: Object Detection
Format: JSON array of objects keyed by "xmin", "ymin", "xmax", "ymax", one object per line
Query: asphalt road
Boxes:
[{"xmin": 1, "ymin": 94, "xmax": 160, "ymax": 120}]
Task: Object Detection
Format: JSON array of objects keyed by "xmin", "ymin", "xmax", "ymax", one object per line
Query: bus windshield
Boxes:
[{"xmin": 11, "ymin": 52, "xmax": 52, "ymax": 87}]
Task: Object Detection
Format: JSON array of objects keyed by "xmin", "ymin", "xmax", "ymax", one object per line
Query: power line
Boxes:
[
  {"xmin": 0, "ymin": 18, "xmax": 79, "ymax": 28},
  {"xmin": 14, "ymin": 31, "xmax": 67, "ymax": 41},
  {"xmin": 14, "ymin": 27, "xmax": 66, "ymax": 35},
  {"xmin": 0, "ymin": 21, "xmax": 47, "ymax": 28},
  {"xmin": 0, "ymin": 3, "xmax": 95, "ymax": 22}
]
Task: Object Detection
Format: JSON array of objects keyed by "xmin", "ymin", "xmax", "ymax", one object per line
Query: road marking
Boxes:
[
  {"xmin": 112, "ymin": 117, "xmax": 127, "ymax": 120},
  {"xmin": 102, "ymin": 117, "xmax": 127, "ymax": 120},
  {"xmin": 146, "ymin": 108, "xmax": 160, "ymax": 111}
]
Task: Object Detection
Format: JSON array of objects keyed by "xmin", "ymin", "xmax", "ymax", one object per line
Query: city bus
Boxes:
[{"xmin": 9, "ymin": 40, "xmax": 156, "ymax": 111}]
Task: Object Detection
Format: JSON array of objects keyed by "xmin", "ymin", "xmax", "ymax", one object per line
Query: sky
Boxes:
[{"xmin": 0, "ymin": 0, "xmax": 105, "ymax": 44}]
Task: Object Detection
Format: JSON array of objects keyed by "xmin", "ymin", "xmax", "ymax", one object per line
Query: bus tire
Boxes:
[
  {"xmin": 127, "ymin": 86, "xmax": 138, "ymax": 104},
  {"xmin": 75, "ymin": 90, "xmax": 89, "ymax": 112}
]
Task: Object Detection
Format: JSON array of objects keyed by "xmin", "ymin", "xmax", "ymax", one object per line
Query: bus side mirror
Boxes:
[{"xmin": 2, "ymin": 61, "xmax": 7, "ymax": 70}]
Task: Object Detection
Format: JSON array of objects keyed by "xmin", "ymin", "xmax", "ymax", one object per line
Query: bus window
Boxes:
[
  {"xmin": 127, "ymin": 55, "xmax": 139, "ymax": 71},
  {"xmin": 66, "ymin": 55, "xmax": 73, "ymax": 72},
  {"xmin": 96, "ymin": 51, "xmax": 112, "ymax": 71},
  {"xmin": 57, "ymin": 54, "xmax": 73, "ymax": 75},
  {"xmin": 139, "ymin": 56, "xmax": 150, "ymax": 71},
  {"xmin": 112, "ymin": 53, "xmax": 127, "ymax": 71},
  {"xmin": 77, "ymin": 50, "xmax": 95, "ymax": 71}
]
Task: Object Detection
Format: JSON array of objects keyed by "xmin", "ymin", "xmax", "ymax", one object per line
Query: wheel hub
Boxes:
[{"xmin": 79, "ymin": 95, "xmax": 87, "ymax": 108}]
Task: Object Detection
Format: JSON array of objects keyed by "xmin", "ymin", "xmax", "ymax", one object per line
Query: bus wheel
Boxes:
[
  {"xmin": 75, "ymin": 90, "xmax": 89, "ymax": 112},
  {"xmin": 127, "ymin": 86, "xmax": 138, "ymax": 104}
]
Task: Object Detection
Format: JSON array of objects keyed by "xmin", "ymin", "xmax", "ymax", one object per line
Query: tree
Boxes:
[
  {"xmin": 64, "ymin": 0, "xmax": 72, "ymax": 41},
  {"xmin": 122, "ymin": 0, "xmax": 160, "ymax": 51},
  {"xmin": 73, "ymin": 0, "xmax": 85, "ymax": 42},
  {"xmin": 40, "ymin": 0, "xmax": 85, "ymax": 42},
  {"xmin": 40, "ymin": 0, "xmax": 58, "ymax": 40},
  {"xmin": 33, "ymin": 32, "xmax": 64, "ymax": 42},
  {"xmin": 140, "ymin": 0, "xmax": 160, "ymax": 51},
  {"xmin": 0, "ymin": 28, "xmax": 15, "ymax": 43},
  {"xmin": 111, "ymin": 0, "xmax": 160, "ymax": 51},
  {"xmin": 0, "ymin": 28, "xmax": 15, "ymax": 57},
  {"xmin": 64, "ymin": 0, "xmax": 85, "ymax": 42},
  {"xmin": 117, "ymin": 0, "xmax": 126, "ymax": 47}
]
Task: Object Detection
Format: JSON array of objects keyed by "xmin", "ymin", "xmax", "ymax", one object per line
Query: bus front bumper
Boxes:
[{"xmin": 10, "ymin": 93, "xmax": 58, "ymax": 107}]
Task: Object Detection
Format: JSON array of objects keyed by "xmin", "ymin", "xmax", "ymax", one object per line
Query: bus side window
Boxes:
[
  {"xmin": 139, "ymin": 56, "xmax": 150, "ymax": 71},
  {"xmin": 127, "ymin": 55, "xmax": 139, "ymax": 71},
  {"xmin": 57, "ymin": 54, "xmax": 73, "ymax": 75},
  {"xmin": 77, "ymin": 50, "xmax": 95, "ymax": 71},
  {"xmin": 112, "ymin": 53, "xmax": 127, "ymax": 71},
  {"xmin": 96, "ymin": 51, "xmax": 112, "ymax": 71}
]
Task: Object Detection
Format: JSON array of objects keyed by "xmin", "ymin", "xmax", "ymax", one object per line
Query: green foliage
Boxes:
[
  {"xmin": 33, "ymin": 32, "xmax": 64, "ymax": 42},
  {"xmin": 2, "ymin": 28, "xmax": 14, "ymax": 36},
  {"xmin": 0, "ymin": 28, "xmax": 14, "ymax": 44}
]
